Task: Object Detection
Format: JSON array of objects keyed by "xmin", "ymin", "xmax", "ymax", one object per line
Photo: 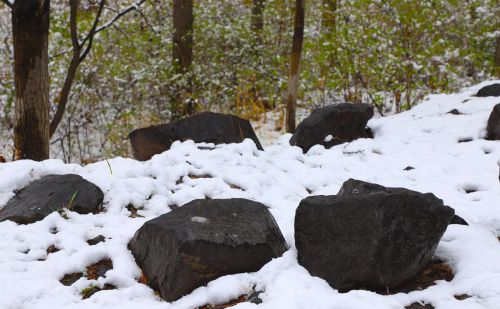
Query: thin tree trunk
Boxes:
[
  {"xmin": 251, "ymin": 0, "xmax": 265, "ymax": 47},
  {"xmin": 12, "ymin": 0, "xmax": 50, "ymax": 160},
  {"xmin": 286, "ymin": 0, "xmax": 305, "ymax": 133},
  {"xmin": 172, "ymin": 0, "xmax": 194, "ymax": 119},
  {"xmin": 495, "ymin": 36, "xmax": 500, "ymax": 68}
]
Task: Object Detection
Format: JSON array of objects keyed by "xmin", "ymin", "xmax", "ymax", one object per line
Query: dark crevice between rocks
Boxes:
[
  {"xmin": 197, "ymin": 290, "xmax": 263, "ymax": 308},
  {"xmin": 379, "ymin": 260, "xmax": 454, "ymax": 295}
]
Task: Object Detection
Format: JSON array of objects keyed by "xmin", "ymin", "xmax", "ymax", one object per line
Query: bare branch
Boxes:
[
  {"xmin": 79, "ymin": 0, "xmax": 106, "ymax": 63},
  {"xmin": 50, "ymin": 0, "xmax": 147, "ymax": 137},
  {"xmin": 0, "ymin": 0, "xmax": 12, "ymax": 9},
  {"xmin": 79, "ymin": 0, "xmax": 146, "ymax": 50}
]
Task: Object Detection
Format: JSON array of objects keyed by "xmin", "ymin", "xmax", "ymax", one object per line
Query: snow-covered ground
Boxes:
[{"xmin": 1, "ymin": 81, "xmax": 500, "ymax": 309}]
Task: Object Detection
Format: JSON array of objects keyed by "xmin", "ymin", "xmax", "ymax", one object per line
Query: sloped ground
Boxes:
[{"xmin": 0, "ymin": 81, "xmax": 500, "ymax": 309}]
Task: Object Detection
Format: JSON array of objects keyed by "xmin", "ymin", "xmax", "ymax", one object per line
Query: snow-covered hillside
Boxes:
[{"xmin": 1, "ymin": 82, "xmax": 500, "ymax": 309}]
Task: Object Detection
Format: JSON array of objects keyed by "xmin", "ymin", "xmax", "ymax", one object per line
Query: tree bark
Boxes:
[
  {"xmin": 285, "ymin": 0, "xmax": 305, "ymax": 133},
  {"xmin": 12, "ymin": 0, "xmax": 50, "ymax": 160},
  {"xmin": 172, "ymin": 0, "xmax": 194, "ymax": 118},
  {"xmin": 495, "ymin": 36, "xmax": 500, "ymax": 68},
  {"xmin": 251, "ymin": 0, "xmax": 265, "ymax": 47}
]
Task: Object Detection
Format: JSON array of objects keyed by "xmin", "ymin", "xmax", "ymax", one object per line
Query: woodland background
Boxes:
[{"xmin": 0, "ymin": 0, "xmax": 499, "ymax": 163}]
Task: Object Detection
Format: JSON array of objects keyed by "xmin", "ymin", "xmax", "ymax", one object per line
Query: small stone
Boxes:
[{"xmin": 87, "ymin": 235, "xmax": 106, "ymax": 246}]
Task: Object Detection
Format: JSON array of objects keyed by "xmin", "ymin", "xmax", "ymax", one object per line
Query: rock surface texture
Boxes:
[
  {"xmin": 295, "ymin": 179, "xmax": 454, "ymax": 292},
  {"xmin": 486, "ymin": 103, "xmax": 500, "ymax": 140},
  {"xmin": 129, "ymin": 198, "xmax": 287, "ymax": 302},
  {"xmin": 0, "ymin": 174, "xmax": 104, "ymax": 224},
  {"xmin": 476, "ymin": 83, "xmax": 500, "ymax": 97},
  {"xmin": 129, "ymin": 112, "xmax": 263, "ymax": 161},
  {"xmin": 290, "ymin": 103, "xmax": 374, "ymax": 152}
]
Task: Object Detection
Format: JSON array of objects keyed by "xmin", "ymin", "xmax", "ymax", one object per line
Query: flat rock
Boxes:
[
  {"xmin": 0, "ymin": 174, "xmax": 104, "ymax": 224},
  {"xmin": 486, "ymin": 103, "xmax": 500, "ymax": 140},
  {"xmin": 476, "ymin": 83, "xmax": 500, "ymax": 97},
  {"xmin": 295, "ymin": 179, "xmax": 454, "ymax": 292},
  {"xmin": 290, "ymin": 103, "xmax": 374, "ymax": 152},
  {"xmin": 129, "ymin": 198, "xmax": 287, "ymax": 301},
  {"xmin": 129, "ymin": 112, "xmax": 263, "ymax": 161}
]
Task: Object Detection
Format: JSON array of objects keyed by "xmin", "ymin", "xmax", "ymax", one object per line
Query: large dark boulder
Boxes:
[
  {"xmin": 338, "ymin": 178, "xmax": 467, "ymax": 225},
  {"xmin": 486, "ymin": 103, "xmax": 500, "ymax": 140},
  {"xmin": 0, "ymin": 174, "xmax": 104, "ymax": 224},
  {"xmin": 476, "ymin": 83, "xmax": 500, "ymax": 97},
  {"xmin": 129, "ymin": 198, "xmax": 287, "ymax": 302},
  {"xmin": 129, "ymin": 112, "xmax": 263, "ymax": 161},
  {"xmin": 295, "ymin": 179, "xmax": 454, "ymax": 292},
  {"xmin": 290, "ymin": 103, "xmax": 374, "ymax": 152}
]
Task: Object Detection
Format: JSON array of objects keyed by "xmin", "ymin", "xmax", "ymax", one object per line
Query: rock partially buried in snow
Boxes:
[
  {"xmin": 476, "ymin": 83, "xmax": 500, "ymax": 97},
  {"xmin": 290, "ymin": 103, "xmax": 374, "ymax": 152},
  {"xmin": 486, "ymin": 103, "xmax": 500, "ymax": 140},
  {"xmin": 128, "ymin": 198, "xmax": 287, "ymax": 302},
  {"xmin": 0, "ymin": 174, "xmax": 104, "ymax": 224},
  {"xmin": 295, "ymin": 179, "xmax": 454, "ymax": 292},
  {"xmin": 129, "ymin": 112, "xmax": 263, "ymax": 161}
]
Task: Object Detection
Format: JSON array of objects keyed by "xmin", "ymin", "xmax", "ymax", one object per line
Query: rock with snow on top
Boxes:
[
  {"xmin": 338, "ymin": 178, "xmax": 467, "ymax": 225},
  {"xmin": 290, "ymin": 103, "xmax": 374, "ymax": 152},
  {"xmin": 129, "ymin": 112, "xmax": 263, "ymax": 161},
  {"xmin": 128, "ymin": 198, "xmax": 287, "ymax": 302},
  {"xmin": 476, "ymin": 83, "xmax": 500, "ymax": 97},
  {"xmin": 0, "ymin": 174, "xmax": 104, "ymax": 224},
  {"xmin": 295, "ymin": 179, "xmax": 455, "ymax": 292}
]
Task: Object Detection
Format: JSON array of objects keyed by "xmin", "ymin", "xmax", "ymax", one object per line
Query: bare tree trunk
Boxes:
[
  {"xmin": 12, "ymin": 0, "xmax": 50, "ymax": 160},
  {"xmin": 172, "ymin": 0, "xmax": 194, "ymax": 119},
  {"xmin": 495, "ymin": 36, "xmax": 500, "ymax": 68},
  {"xmin": 251, "ymin": 0, "xmax": 265, "ymax": 47},
  {"xmin": 285, "ymin": 0, "xmax": 305, "ymax": 133}
]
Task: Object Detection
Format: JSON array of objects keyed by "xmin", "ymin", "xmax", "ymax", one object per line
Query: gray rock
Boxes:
[
  {"xmin": 486, "ymin": 103, "xmax": 500, "ymax": 140},
  {"xmin": 290, "ymin": 103, "xmax": 374, "ymax": 153},
  {"xmin": 476, "ymin": 83, "xmax": 500, "ymax": 97},
  {"xmin": 0, "ymin": 174, "xmax": 104, "ymax": 224},
  {"xmin": 129, "ymin": 112, "xmax": 263, "ymax": 161},
  {"xmin": 295, "ymin": 179, "xmax": 454, "ymax": 292},
  {"xmin": 129, "ymin": 198, "xmax": 287, "ymax": 302},
  {"xmin": 338, "ymin": 178, "xmax": 466, "ymax": 225}
]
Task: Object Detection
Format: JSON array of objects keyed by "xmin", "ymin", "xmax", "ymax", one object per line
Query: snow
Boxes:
[{"xmin": 1, "ymin": 81, "xmax": 500, "ymax": 308}]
